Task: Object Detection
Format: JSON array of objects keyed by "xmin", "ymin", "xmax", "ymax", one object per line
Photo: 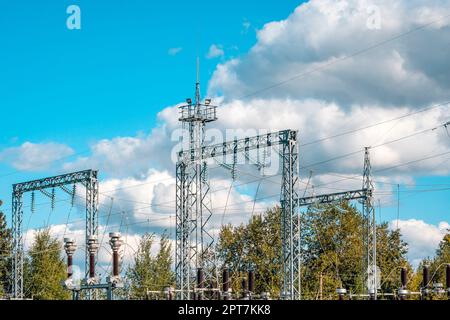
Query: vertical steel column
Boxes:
[
  {"xmin": 11, "ymin": 190, "xmax": 23, "ymax": 299},
  {"xmin": 362, "ymin": 147, "xmax": 376, "ymax": 299},
  {"xmin": 84, "ymin": 171, "xmax": 99, "ymax": 280},
  {"xmin": 280, "ymin": 130, "xmax": 299, "ymax": 300},
  {"xmin": 175, "ymin": 162, "xmax": 191, "ymax": 299}
]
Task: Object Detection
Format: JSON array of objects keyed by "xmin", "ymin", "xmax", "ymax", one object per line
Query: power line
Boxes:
[{"xmin": 300, "ymin": 102, "xmax": 450, "ymax": 147}]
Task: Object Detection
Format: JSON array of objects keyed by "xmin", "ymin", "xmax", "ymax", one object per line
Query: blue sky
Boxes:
[
  {"xmin": 0, "ymin": 0, "xmax": 449, "ymax": 267},
  {"xmin": 0, "ymin": 0, "xmax": 302, "ymax": 205}
]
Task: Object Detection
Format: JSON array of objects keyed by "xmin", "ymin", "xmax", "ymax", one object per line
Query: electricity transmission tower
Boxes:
[
  {"xmin": 294, "ymin": 148, "xmax": 377, "ymax": 299},
  {"xmin": 174, "ymin": 67, "xmax": 300, "ymax": 298},
  {"xmin": 174, "ymin": 70, "xmax": 375, "ymax": 300},
  {"xmin": 362, "ymin": 147, "xmax": 377, "ymax": 299},
  {"xmin": 11, "ymin": 170, "xmax": 99, "ymax": 299},
  {"xmin": 175, "ymin": 64, "xmax": 218, "ymax": 299}
]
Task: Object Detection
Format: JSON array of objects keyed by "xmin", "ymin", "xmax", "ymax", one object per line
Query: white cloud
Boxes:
[
  {"xmin": 0, "ymin": 142, "xmax": 74, "ymax": 171},
  {"xmin": 208, "ymin": 0, "xmax": 450, "ymax": 108},
  {"xmin": 390, "ymin": 219, "xmax": 449, "ymax": 267},
  {"xmin": 168, "ymin": 47, "xmax": 183, "ymax": 56},
  {"xmin": 207, "ymin": 44, "xmax": 225, "ymax": 59}
]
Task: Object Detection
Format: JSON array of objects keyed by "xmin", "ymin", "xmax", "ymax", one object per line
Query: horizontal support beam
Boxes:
[
  {"xmin": 295, "ymin": 188, "xmax": 368, "ymax": 207},
  {"xmin": 13, "ymin": 170, "xmax": 97, "ymax": 194},
  {"xmin": 178, "ymin": 129, "xmax": 297, "ymax": 163}
]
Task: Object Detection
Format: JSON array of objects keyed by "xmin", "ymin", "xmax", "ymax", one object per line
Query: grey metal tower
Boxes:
[
  {"xmin": 362, "ymin": 147, "xmax": 377, "ymax": 299},
  {"xmin": 175, "ymin": 62, "xmax": 218, "ymax": 299}
]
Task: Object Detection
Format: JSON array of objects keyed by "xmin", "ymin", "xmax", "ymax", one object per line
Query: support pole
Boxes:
[
  {"xmin": 87, "ymin": 235, "xmax": 99, "ymax": 299},
  {"xmin": 248, "ymin": 269, "xmax": 255, "ymax": 300},
  {"xmin": 64, "ymin": 238, "xmax": 77, "ymax": 279},
  {"xmin": 398, "ymin": 268, "xmax": 409, "ymax": 300},
  {"xmin": 241, "ymin": 277, "xmax": 248, "ymax": 300},
  {"xmin": 222, "ymin": 268, "xmax": 230, "ymax": 300},
  {"xmin": 422, "ymin": 265, "xmax": 430, "ymax": 300},
  {"xmin": 108, "ymin": 232, "xmax": 123, "ymax": 300},
  {"xmin": 197, "ymin": 268, "xmax": 204, "ymax": 300},
  {"xmin": 362, "ymin": 147, "xmax": 377, "ymax": 300},
  {"xmin": 446, "ymin": 264, "xmax": 450, "ymax": 300},
  {"xmin": 280, "ymin": 130, "xmax": 299, "ymax": 300}
]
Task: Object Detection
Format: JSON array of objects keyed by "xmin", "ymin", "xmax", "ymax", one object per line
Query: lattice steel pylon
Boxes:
[
  {"xmin": 280, "ymin": 130, "xmax": 300, "ymax": 300},
  {"xmin": 175, "ymin": 64, "xmax": 218, "ymax": 299},
  {"xmin": 176, "ymin": 128, "xmax": 300, "ymax": 299},
  {"xmin": 11, "ymin": 170, "xmax": 99, "ymax": 299},
  {"xmin": 362, "ymin": 147, "xmax": 377, "ymax": 299}
]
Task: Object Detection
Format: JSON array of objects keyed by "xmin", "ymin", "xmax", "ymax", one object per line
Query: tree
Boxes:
[
  {"xmin": 217, "ymin": 202, "xmax": 411, "ymax": 299},
  {"xmin": 216, "ymin": 207, "xmax": 282, "ymax": 297},
  {"xmin": 0, "ymin": 201, "xmax": 12, "ymax": 298},
  {"xmin": 127, "ymin": 232, "xmax": 174, "ymax": 299},
  {"xmin": 301, "ymin": 202, "xmax": 410, "ymax": 299},
  {"xmin": 25, "ymin": 228, "xmax": 70, "ymax": 300}
]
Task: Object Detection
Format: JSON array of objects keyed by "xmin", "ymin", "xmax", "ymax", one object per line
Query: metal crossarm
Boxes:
[
  {"xmin": 177, "ymin": 130, "xmax": 292, "ymax": 163},
  {"xmin": 295, "ymin": 189, "xmax": 367, "ymax": 207},
  {"xmin": 12, "ymin": 170, "xmax": 95, "ymax": 193}
]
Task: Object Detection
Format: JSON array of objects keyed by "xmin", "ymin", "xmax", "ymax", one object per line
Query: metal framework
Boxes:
[
  {"xmin": 175, "ymin": 76, "xmax": 374, "ymax": 301},
  {"xmin": 294, "ymin": 148, "xmax": 376, "ymax": 299},
  {"xmin": 174, "ymin": 72, "xmax": 300, "ymax": 299},
  {"xmin": 11, "ymin": 169, "xmax": 99, "ymax": 299},
  {"xmin": 175, "ymin": 66, "xmax": 218, "ymax": 299}
]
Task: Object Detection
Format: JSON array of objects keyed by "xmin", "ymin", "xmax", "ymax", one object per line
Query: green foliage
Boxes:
[
  {"xmin": 216, "ymin": 207, "xmax": 282, "ymax": 297},
  {"xmin": 216, "ymin": 203, "xmax": 411, "ymax": 299},
  {"xmin": 414, "ymin": 231, "xmax": 450, "ymax": 300},
  {"xmin": 127, "ymin": 232, "xmax": 174, "ymax": 299},
  {"xmin": 0, "ymin": 206, "xmax": 12, "ymax": 298},
  {"xmin": 25, "ymin": 228, "xmax": 70, "ymax": 300}
]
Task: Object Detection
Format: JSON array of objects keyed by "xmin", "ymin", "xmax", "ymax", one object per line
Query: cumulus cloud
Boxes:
[
  {"xmin": 0, "ymin": 142, "xmax": 74, "ymax": 171},
  {"xmin": 390, "ymin": 219, "xmax": 449, "ymax": 267},
  {"xmin": 207, "ymin": 44, "xmax": 225, "ymax": 59},
  {"xmin": 208, "ymin": 0, "xmax": 450, "ymax": 108}
]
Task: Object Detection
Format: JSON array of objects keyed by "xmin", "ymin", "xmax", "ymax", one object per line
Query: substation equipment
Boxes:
[
  {"xmin": 11, "ymin": 170, "xmax": 99, "ymax": 299},
  {"xmin": 174, "ymin": 76, "xmax": 378, "ymax": 300}
]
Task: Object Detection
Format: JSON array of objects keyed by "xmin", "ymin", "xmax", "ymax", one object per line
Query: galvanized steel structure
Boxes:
[{"xmin": 11, "ymin": 169, "xmax": 99, "ymax": 299}]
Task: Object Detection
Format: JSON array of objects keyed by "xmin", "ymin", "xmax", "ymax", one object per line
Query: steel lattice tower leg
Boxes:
[
  {"xmin": 175, "ymin": 162, "xmax": 190, "ymax": 299},
  {"xmin": 12, "ymin": 191, "xmax": 24, "ymax": 299},
  {"xmin": 84, "ymin": 172, "xmax": 99, "ymax": 281},
  {"xmin": 84, "ymin": 171, "xmax": 99, "ymax": 300},
  {"xmin": 280, "ymin": 130, "xmax": 300, "ymax": 300},
  {"xmin": 362, "ymin": 147, "xmax": 377, "ymax": 299}
]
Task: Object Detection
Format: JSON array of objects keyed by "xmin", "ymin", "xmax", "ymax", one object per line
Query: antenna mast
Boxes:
[{"xmin": 176, "ymin": 60, "xmax": 218, "ymax": 299}]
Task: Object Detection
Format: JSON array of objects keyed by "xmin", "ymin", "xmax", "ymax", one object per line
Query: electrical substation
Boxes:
[{"xmin": 8, "ymin": 74, "xmax": 450, "ymax": 301}]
